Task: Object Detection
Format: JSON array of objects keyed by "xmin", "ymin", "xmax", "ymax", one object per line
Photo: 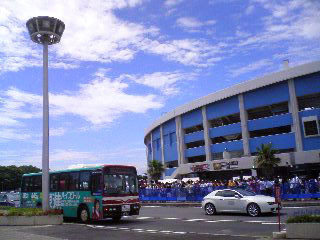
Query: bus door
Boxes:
[
  {"xmin": 91, "ymin": 171, "xmax": 103, "ymax": 220},
  {"xmin": 91, "ymin": 171, "xmax": 102, "ymax": 196}
]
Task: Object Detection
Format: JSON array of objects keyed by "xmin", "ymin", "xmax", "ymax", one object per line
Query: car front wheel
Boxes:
[
  {"xmin": 247, "ymin": 203, "xmax": 260, "ymax": 217},
  {"xmin": 204, "ymin": 203, "xmax": 216, "ymax": 215}
]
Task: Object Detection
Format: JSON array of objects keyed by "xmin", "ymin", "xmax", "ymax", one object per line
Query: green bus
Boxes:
[{"xmin": 21, "ymin": 165, "xmax": 140, "ymax": 222}]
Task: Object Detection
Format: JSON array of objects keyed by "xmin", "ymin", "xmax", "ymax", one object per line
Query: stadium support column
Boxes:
[
  {"xmin": 202, "ymin": 106, "xmax": 212, "ymax": 162},
  {"xmin": 238, "ymin": 94, "xmax": 250, "ymax": 156},
  {"xmin": 160, "ymin": 125, "xmax": 166, "ymax": 179},
  {"xmin": 150, "ymin": 132, "xmax": 154, "ymax": 161},
  {"xmin": 176, "ymin": 116, "xmax": 186, "ymax": 165},
  {"xmin": 288, "ymin": 79, "xmax": 303, "ymax": 152}
]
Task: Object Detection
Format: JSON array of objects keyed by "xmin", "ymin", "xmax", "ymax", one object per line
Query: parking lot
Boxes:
[{"xmin": 2, "ymin": 205, "xmax": 319, "ymax": 240}]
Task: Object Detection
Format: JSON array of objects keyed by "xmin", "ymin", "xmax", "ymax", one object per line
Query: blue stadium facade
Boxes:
[{"xmin": 144, "ymin": 61, "xmax": 320, "ymax": 179}]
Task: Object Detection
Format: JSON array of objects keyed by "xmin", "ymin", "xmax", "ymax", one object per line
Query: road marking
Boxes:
[
  {"xmin": 205, "ymin": 220, "xmax": 219, "ymax": 223},
  {"xmin": 159, "ymin": 230, "xmax": 173, "ymax": 233},
  {"xmin": 284, "ymin": 206, "xmax": 309, "ymax": 209},
  {"xmin": 184, "ymin": 218, "xmax": 207, "ymax": 222},
  {"xmin": 105, "ymin": 226, "xmax": 117, "ymax": 229},
  {"xmin": 216, "ymin": 220, "xmax": 237, "ymax": 222},
  {"xmin": 136, "ymin": 217, "xmax": 153, "ymax": 219},
  {"xmin": 132, "ymin": 228, "xmax": 144, "ymax": 231},
  {"xmin": 143, "ymin": 206, "xmax": 161, "ymax": 208},
  {"xmin": 32, "ymin": 225, "xmax": 53, "ymax": 228},
  {"xmin": 173, "ymin": 232, "xmax": 186, "ymax": 234},
  {"xmin": 163, "ymin": 217, "xmax": 180, "ymax": 220},
  {"xmin": 213, "ymin": 233, "xmax": 227, "ymax": 236},
  {"xmin": 118, "ymin": 227, "xmax": 130, "ymax": 230},
  {"xmin": 245, "ymin": 220, "xmax": 270, "ymax": 223},
  {"xmin": 146, "ymin": 230, "xmax": 158, "ymax": 232},
  {"xmin": 261, "ymin": 222, "xmax": 284, "ymax": 225},
  {"xmin": 95, "ymin": 225, "xmax": 105, "ymax": 228}
]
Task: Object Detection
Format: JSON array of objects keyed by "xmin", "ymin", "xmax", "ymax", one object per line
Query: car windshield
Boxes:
[
  {"xmin": 104, "ymin": 174, "xmax": 138, "ymax": 195},
  {"xmin": 235, "ymin": 189, "xmax": 256, "ymax": 196}
]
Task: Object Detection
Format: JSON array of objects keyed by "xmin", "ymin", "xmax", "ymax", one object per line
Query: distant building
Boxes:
[{"xmin": 144, "ymin": 61, "xmax": 320, "ymax": 179}]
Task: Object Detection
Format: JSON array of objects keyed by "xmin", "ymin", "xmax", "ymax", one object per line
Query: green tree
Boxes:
[
  {"xmin": 147, "ymin": 160, "xmax": 165, "ymax": 181},
  {"xmin": 254, "ymin": 143, "xmax": 280, "ymax": 178},
  {"xmin": 0, "ymin": 165, "xmax": 41, "ymax": 191}
]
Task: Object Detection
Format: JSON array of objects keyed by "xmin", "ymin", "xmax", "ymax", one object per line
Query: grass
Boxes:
[
  {"xmin": 0, "ymin": 207, "xmax": 62, "ymax": 216},
  {"xmin": 287, "ymin": 215, "xmax": 320, "ymax": 223},
  {"xmin": 0, "ymin": 206, "xmax": 12, "ymax": 210}
]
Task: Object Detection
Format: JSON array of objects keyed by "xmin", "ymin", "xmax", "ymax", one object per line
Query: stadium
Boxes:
[{"xmin": 144, "ymin": 61, "xmax": 320, "ymax": 180}]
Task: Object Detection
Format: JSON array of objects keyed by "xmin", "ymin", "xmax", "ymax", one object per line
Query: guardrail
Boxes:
[{"xmin": 139, "ymin": 184, "xmax": 320, "ymax": 202}]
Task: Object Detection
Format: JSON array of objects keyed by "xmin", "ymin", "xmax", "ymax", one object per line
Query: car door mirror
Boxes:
[{"xmin": 235, "ymin": 194, "xmax": 242, "ymax": 199}]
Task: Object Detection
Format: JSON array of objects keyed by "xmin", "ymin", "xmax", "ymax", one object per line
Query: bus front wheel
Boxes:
[{"xmin": 78, "ymin": 206, "xmax": 90, "ymax": 223}]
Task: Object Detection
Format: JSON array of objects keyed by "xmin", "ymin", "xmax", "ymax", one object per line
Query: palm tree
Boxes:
[
  {"xmin": 254, "ymin": 143, "xmax": 280, "ymax": 178},
  {"xmin": 147, "ymin": 160, "xmax": 165, "ymax": 181}
]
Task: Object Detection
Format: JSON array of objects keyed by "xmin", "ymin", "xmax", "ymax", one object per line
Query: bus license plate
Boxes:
[{"xmin": 122, "ymin": 205, "xmax": 130, "ymax": 212}]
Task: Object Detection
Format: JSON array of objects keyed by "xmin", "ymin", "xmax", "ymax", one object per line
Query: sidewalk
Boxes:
[{"xmin": 141, "ymin": 200, "xmax": 320, "ymax": 208}]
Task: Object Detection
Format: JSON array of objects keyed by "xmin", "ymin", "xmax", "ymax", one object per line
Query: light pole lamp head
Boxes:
[{"xmin": 26, "ymin": 16, "xmax": 65, "ymax": 45}]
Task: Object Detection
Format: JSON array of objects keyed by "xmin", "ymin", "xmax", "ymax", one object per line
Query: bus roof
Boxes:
[{"xmin": 22, "ymin": 165, "xmax": 136, "ymax": 177}]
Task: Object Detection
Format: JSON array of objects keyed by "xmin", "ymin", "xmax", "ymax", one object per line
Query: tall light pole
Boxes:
[{"xmin": 26, "ymin": 16, "xmax": 65, "ymax": 211}]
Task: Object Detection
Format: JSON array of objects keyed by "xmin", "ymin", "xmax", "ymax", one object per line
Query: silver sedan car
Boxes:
[{"xmin": 201, "ymin": 189, "xmax": 278, "ymax": 217}]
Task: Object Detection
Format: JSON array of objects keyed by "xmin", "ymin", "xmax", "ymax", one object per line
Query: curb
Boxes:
[
  {"xmin": 0, "ymin": 215, "xmax": 63, "ymax": 226},
  {"xmin": 141, "ymin": 201, "xmax": 320, "ymax": 208}
]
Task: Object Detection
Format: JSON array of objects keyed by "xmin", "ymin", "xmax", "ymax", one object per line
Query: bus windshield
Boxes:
[{"xmin": 104, "ymin": 173, "xmax": 138, "ymax": 195}]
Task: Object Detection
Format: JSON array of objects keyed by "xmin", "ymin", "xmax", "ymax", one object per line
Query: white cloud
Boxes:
[
  {"xmin": 119, "ymin": 71, "xmax": 196, "ymax": 95},
  {"xmin": 50, "ymin": 149, "xmax": 98, "ymax": 162},
  {"xmin": 50, "ymin": 127, "xmax": 66, "ymax": 137},
  {"xmin": 0, "ymin": 147, "xmax": 148, "ymax": 174},
  {"xmin": 245, "ymin": 5, "xmax": 255, "ymax": 15},
  {"xmin": 0, "ymin": 69, "xmax": 163, "ymax": 127},
  {"xmin": 67, "ymin": 164, "xmax": 101, "ymax": 169},
  {"xmin": 164, "ymin": 0, "xmax": 184, "ymax": 7},
  {"xmin": 230, "ymin": 59, "xmax": 273, "ymax": 77},
  {"xmin": 49, "ymin": 69, "xmax": 163, "ymax": 125},
  {"xmin": 2, "ymin": 149, "xmax": 99, "ymax": 168},
  {"xmin": 0, "ymin": 88, "xmax": 42, "ymax": 127},
  {"xmin": 176, "ymin": 17, "xmax": 216, "ymax": 32},
  {"xmin": 0, "ymin": 0, "xmax": 225, "ymax": 71},
  {"xmin": 0, "ymin": 0, "xmax": 152, "ymax": 73},
  {"xmin": 0, "ymin": 128, "xmax": 32, "ymax": 141},
  {"xmin": 239, "ymin": 0, "xmax": 320, "ymax": 46},
  {"xmin": 140, "ymin": 39, "xmax": 225, "ymax": 67}
]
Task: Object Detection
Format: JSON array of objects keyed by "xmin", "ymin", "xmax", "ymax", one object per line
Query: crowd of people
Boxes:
[{"xmin": 139, "ymin": 176, "xmax": 320, "ymax": 196}]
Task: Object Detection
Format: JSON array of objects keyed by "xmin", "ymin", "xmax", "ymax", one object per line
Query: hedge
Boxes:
[
  {"xmin": 0, "ymin": 207, "xmax": 62, "ymax": 216},
  {"xmin": 287, "ymin": 215, "xmax": 320, "ymax": 223}
]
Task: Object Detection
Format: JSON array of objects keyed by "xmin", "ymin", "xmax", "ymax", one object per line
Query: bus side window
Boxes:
[
  {"xmin": 79, "ymin": 172, "xmax": 90, "ymax": 190},
  {"xmin": 22, "ymin": 177, "xmax": 27, "ymax": 192},
  {"xmin": 33, "ymin": 176, "xmax": 42, "ymax": 192},
  {"xmin": 59, "ymin": 173, "xmax": 70, "ymax": 191},
  {"xmin": 50, "ymin": 174, "xmax": 59, "ymax": 192},
  {"xmin": 69, "ymin": 172, "xmax": 79, "ymax": 191},
  {"xmin": 28, "ymin": 176, "xmax": 34, "ymax": 192}
]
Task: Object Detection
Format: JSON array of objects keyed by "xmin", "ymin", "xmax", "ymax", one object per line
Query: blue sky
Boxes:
[{"xmin": 0, "ymin": 0, "xmax": 319, "ymax": 174}]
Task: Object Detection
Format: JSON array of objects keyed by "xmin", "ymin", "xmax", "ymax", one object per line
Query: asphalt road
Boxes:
[{"xmin": 1, "ymin": 206, "xmax": 319, "ymax": 240}]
